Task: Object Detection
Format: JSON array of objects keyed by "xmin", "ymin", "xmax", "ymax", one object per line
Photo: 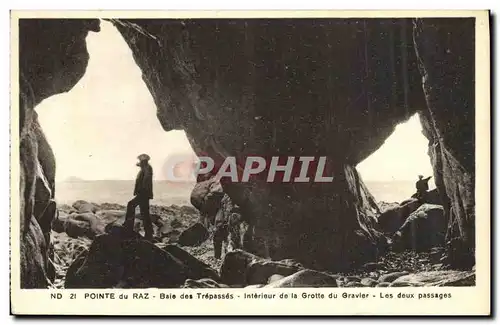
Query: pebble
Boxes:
[
  {"xmin": 344, "ymin": 281, "xmax": 364, "ymax": 288},
  {"xmin": 376, "ymin": 282, "xmax": 391, "ymax": 287},
  {"xmin": 389, "ymin": 281, "xmax": 413, "ymax": 287},
  {"xmin": 378, "ymin": 271, "xmax": 409, "ymax": 283},
  {"xmin": 362, "ymin": 262, "xmax": 380, "ymax": 272},
  {"xmin": 360, "ymin": 278, "xmax": 378, "ymax": 287}
]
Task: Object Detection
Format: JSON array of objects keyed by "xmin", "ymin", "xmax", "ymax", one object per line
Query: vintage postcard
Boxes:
[{"xmin": 10, "ymin": 10, "xmax": 491, "ymax": 316}]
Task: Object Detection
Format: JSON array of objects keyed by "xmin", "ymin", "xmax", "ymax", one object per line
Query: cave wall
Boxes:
[
  {"xmin": 413, "ymin": 18, "xmax": 476, "ymax": 268},
  {"xmin": 17, "ymin": 17, "xmax": 477, "ymax": 287},
  {"xmin": 111, "ymin": 18, "xmax": 427, "ymax": 271},
  {"xmin": 19, "ymin": 19, "xmax": 100, "ymax": 288}
]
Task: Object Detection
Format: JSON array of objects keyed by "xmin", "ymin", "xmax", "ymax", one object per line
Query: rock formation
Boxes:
[
  {"xmin": 220, "ymin": 249, "xmax": 304, "ymax": 286},
  {"xmin": 19, "ymin": 19, "xmax": 100, "ymax": 288},
  {"xmin": 110, "ymin": 18, "xmax": 428, "ymax": 271},
  {"xmin": 264, "ymin": 269, "xmax": 339, "ymax": 288},
  {"xmin": 377, "ymin": 188, "xmax": 442, "ymax": 234},
  {"xmin": 413, "ymin": 18, "xmax": 476, "ymax": 268},
  {"xmin": 393, "ymin": 204, "xmax": 447, "ymax": 252},
  {"xmin": 177, "ymin": 222, "xmax": 209, "ymax": 246},
  {"xmin": 190, "ymin": 174, "xmax": 251, "ymax": 258},
  {"xmin": 18, "ymin": 17, "xmax": 477, "ymax": 287},
  {"xmin": 65, "ymin": 230, "xmax": 219, "ymax": 288}
]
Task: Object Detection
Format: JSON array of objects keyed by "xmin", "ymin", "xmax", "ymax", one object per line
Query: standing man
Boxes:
[
  {"xmin": 415, "ymin": 174, "xmax": 432, "ymax": 202},
  {"xmin": 124, "ymin": 154, "xmax": 154, "ymax": 240}
]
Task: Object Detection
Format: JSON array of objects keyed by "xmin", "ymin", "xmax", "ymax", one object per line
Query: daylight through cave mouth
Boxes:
[
  {"xmin": 356, "ymin": 113, "xmax": 436, "ymax": 204},
  {"xmin": 35, "ymin": 19, "xmax": 198, "ymax": 207}
]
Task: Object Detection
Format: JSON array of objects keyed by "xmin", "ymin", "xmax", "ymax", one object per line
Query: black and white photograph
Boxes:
[{"xmin": 11, "ymin": 10, "xmax": 490, "ymax": 316}]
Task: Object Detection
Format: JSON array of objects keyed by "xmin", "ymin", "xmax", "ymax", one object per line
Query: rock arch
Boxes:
[{"xmin": 17, "ymin": 17, "xmax": 475, "ymax": 288}]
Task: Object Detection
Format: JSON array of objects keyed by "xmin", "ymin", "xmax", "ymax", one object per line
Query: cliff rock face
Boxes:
[
  {"xmin": 18, "ymin": 18, "xmax": 476, "ymax": 287},
  {"xmin": 413, "ymin": 18, "xmax": 476, "ymax": 268},
  {"xmin": 19, "ymin": 19, "xmax": 100, "ymax": 288},
  {"xmin": 111, "ymin": 19, "xmax": 427, "ymax": 271}
]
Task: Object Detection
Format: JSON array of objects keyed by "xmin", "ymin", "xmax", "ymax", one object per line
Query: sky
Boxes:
[
  {"xmin": 36, "ymin": 20, "xmax": 434, "ymax": 184},
  {"xmin": 36, "ymin": 20, "xmax": 196, "ymax": 181},
  {"xmin": 357, "ymin": 114, "xmax": 435, "ymax": 183}
]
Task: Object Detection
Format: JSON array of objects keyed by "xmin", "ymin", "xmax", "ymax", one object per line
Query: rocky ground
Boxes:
[
  {"xmin": 52, "ymin": 232, "xmax": 92, "ymax": 288},
  {"xmin": 51, "ymin": 201, "xmax": 223, "ymax": 288},
  {"xmin": 50, "ymin": 200, "xmax": 475, "ymax": 289}
]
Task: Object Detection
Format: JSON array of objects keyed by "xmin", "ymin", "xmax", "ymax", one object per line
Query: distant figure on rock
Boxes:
[
  {"xmin": 123, "ymin": 154, "xmax": 154, "ymax": 240},
  {"xmin": 414, "ymin": 175, "xmax": 432, "ymax": 202}
]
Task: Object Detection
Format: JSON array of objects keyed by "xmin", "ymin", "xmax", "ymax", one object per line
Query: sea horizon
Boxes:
[{"xmin": 54, "ymin": 179, "xmax": 434, "ymax": 207}]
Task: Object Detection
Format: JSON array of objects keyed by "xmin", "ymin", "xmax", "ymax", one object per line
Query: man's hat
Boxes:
[{"xmin": 137, "ymin": 154, "xmax": 150, "ymax": 162}]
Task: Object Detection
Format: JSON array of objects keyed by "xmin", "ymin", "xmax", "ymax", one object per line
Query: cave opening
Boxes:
[
  {"xmin": 356, "ymin": 113, "xmax": 436, "ymax": 205},
  {"xmin": 19, "ymin": 17, "xmax": 478, "ymax": 291},
  {"xmin": 35, "ymin": 19, "xmax": 198, "ymax": 208}
]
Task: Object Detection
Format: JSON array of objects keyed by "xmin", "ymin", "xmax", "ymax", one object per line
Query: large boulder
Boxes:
[
  {"xmin": 156, "ymin": 220, "xmax": 182, "ymax": 243},
  {"xmin": 246, "ymin": 259, "xmax": 303, "ymax": 285},
  {"xmin": 51, "ymin": 211, "xmax": 67, "ymax": 233},
  {"xmin": 419, "ymin": 188, "xmax": 443, "ymax": 205},
  {"xmin": 220, "ymin": 250, "xmax": 262, "ymax": 286},
  {"xmin": 391, "ymin": 270, "xmax": 475, "ymax": 287},
  {"xmin": 53, "ymin": 212, "xmax": 107, "ymax": 239},
  {"xmin": 70, "ymin": 213, "xmax": 107, "ymax": 236},
  {"xmin": 19, "ymin": 18, "xmax": 476, "ymax": 287},
  {"xmin": 213, "ymin": 193, "xmax": 249, "ymax": 259},
  {"xmin": 57, "ymin": 204, "xmax": 77, "ymax": 214},
  {"xmin": 106, "ymin": 218, "xmax": 161, "ymax": 239},
  {"xmin": 63, "ymin": 218, "xmax": 92, "ymax": 239},
  {"xmin": 182, "ymin": 278, "xmax": 229, "ymax": 288},
  {"xmin": 190, "ymin": 176, "xmax": 225, "ymax": 224},
  {"xmin": 414, "ymin": 18, "xmax": 476, "ymax": 268},
  {"xmin": 112, "ymin": 18, "xmax": 425, "ymax": 271},
  {"xmin": 264, "ymin": 269, "xmax": 339, "ymax": 288},
  {"xmin": 19, "ymin": 19, "xmax": 100, "ymax": 288},
  {"xmin": 377, "ymin": 189, "xmax": 442, "ymax": 234},
  {"xmin": 177, "ymin": 222, "xmax": 209, "ymax": 246},
  {"xmin": 95, "ymin": 209, "xmax": 126, "ymax": 224},
  {"xmin": 378, "ymin": 271, "xmax": 409, "ymax": 283},
  {"xmin": 163, "ymin": 244, "xmax": 220, "ymax": 281},
  {"xmin": 99, "ymin": 203, "xmax": 126, "ymax": 210},
  {"xmin": 98, "ymin": 209, "xmax": 165, "ymax": 238},
  {"xmin": 220, "ymin": 249, "xmax": 304, "ymax": 286},
  {"xmin": 65, "ymin": 230, "xmax": 219, "ymax": 288},
  {"xmin": 393, "ymin": 204, "xmax": 446, "ymax": 252},
  {"xmin": 72, "ymin": 200, "xmax": 99, "ymax": 213},
  {"xmin": 179, "ymin": 205, "xmax": 199, "ymax": 216},
  {"xmin": 20, "ymin": 120, "xmax": 58, "ymax": 288}
]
